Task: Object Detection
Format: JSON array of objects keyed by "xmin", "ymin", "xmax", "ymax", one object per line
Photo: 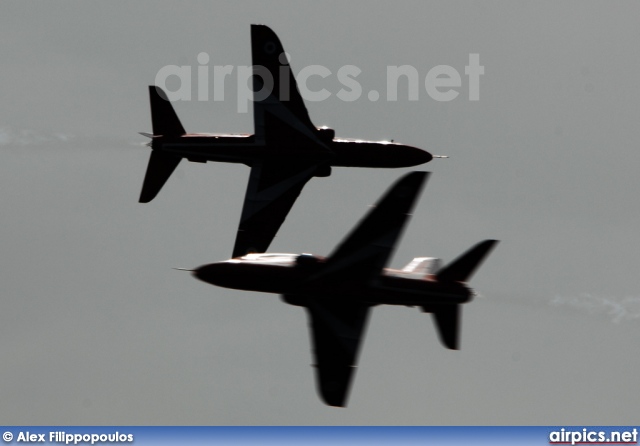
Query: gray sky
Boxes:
[{"xmin": 1, "ymin": 1, "xmax": 640, "ymax": 424}]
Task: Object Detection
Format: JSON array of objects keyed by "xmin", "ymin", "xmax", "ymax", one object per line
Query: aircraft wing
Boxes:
[
  {"xmin": 232, "ymin": 25, "xmax": 337, "ymax": 257},
  {"xmin": 232, "ymin": 161, "xmax": 319, "ymax": 258},
  {"xmin": 304, "ymin": 297, "xmax": 371, "ymax": 407},
  {"xmin": 251, "ymin": 24, "xmax": 328, "ymax": 148},
  {"xmin": 309, "ymin": 172, "xmax": 429, "ymax": 284}
]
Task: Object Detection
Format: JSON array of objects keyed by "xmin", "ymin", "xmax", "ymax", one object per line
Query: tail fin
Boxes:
[
  {"xmin": 149, "ymin": 86, "xmax": 186, "ymax": 136},
  {"xmin": 436, "ymin": 240, "xmax": 499, "ymax": 283},
  {"xmin": 138, "ymin": 86, "xmax": 186, "ymax": 203},
  {"xmin": 424, "ymin": 240, "xmax": 497, "ymax": 350},
  {"xmin": 401, "ymin": 257, "xmax": 441, "ymax": 278}
]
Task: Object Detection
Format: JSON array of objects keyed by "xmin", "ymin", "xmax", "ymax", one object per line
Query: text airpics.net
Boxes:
[
  {"xmin": 154, "ymin": 52, "xmax": 484, "ymax": 112},
  {"xmin": 549, "ymin": 428, "xmax": 638, "ymax": 445}
]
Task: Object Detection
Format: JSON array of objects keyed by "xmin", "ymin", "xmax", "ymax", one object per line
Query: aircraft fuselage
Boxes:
[
  {"xmin": 150, "ymin": 133, "xmax": 432, "ymax": 168},
  {"xmin": 193, "ymin": 255, "xmax": 472, "ymax": 307}
]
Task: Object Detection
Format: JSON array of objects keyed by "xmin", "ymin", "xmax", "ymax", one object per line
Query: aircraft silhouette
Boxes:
[
  {"xmin": 139, "ymin": 25, "xmax": 432, "ymax": 258},
  {"xmin": 191, "ymin": 172, "xmax": 498, "ymax": 407}
]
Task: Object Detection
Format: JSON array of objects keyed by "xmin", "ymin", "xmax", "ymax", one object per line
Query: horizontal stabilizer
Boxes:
[
  {"xmin": 149, "ymin": 86, "xmax": 186, "ymax": 136},
  {"xmin": 436, "ymin": 240, "xmax": 499, "ymax": 283},
  {"xmin": 423, "ymin": 304, "xmax": 460, "ymax": 350},
  {"xmin": 139, "ymin": 150, "xmax": 182, "ymax": 203}
]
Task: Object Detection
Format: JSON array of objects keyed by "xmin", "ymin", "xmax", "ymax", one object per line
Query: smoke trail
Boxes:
[
  {"xmin": 0, "ymin": 127, "xmax": 74, "ymax": 146},
  {"xmin": 551, "ymin": 293, "xmax": 640, "ymax": 323}
]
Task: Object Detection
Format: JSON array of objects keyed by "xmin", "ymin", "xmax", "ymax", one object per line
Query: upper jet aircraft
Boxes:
[
  {"xmin": 139, "ymin": 25, "xmax": 432, "ymax": 258},
  {"xmin": 190, "ymin": 172, "xmax": 498, "ymax": 407}
]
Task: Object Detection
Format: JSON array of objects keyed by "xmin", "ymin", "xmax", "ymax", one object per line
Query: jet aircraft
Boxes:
[
  {"xmin": 191, "ymin": 172, "xmax": 498, "ymax": 407},
  {"xmin": 139, "ymin": 25, "xmax": 432, "ymax": 258}
]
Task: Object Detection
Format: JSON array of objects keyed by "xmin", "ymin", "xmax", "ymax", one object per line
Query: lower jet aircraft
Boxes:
[
  {"xmin": 139, "ymin": 25, "xmax": 432, "ymax": 258},
  {"xmin": 190, "ymin": 172, "xmax": 498, "ymax": 407}
]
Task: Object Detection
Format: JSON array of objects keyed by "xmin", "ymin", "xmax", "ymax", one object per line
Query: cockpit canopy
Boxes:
[
  {"xmin": 235, "ymin": 253, "xmax": 300, "ymax": 266},
  {"xmin": 316, "ymin": 127, "xmax": 335, "ymax": 142},
  {"xmin": 231, "ymin": 252, "xmax": 325, "ymax": 267},
  {"xmin": 295, "ymin": 253, "xmax": 323, "ymax": 267}
]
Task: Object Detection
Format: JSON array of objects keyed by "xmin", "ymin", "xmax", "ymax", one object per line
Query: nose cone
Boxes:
[
  {"xmin": 383, "ymin": 144, "xmax": 432, "ymax": 167},
  {"xmin": 406, "ymin": 145, "xmax": 432, "ymax": 165},
  {"xmin": 193, "ymin": 262, "xmax": 230, "ymax": 287}
]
